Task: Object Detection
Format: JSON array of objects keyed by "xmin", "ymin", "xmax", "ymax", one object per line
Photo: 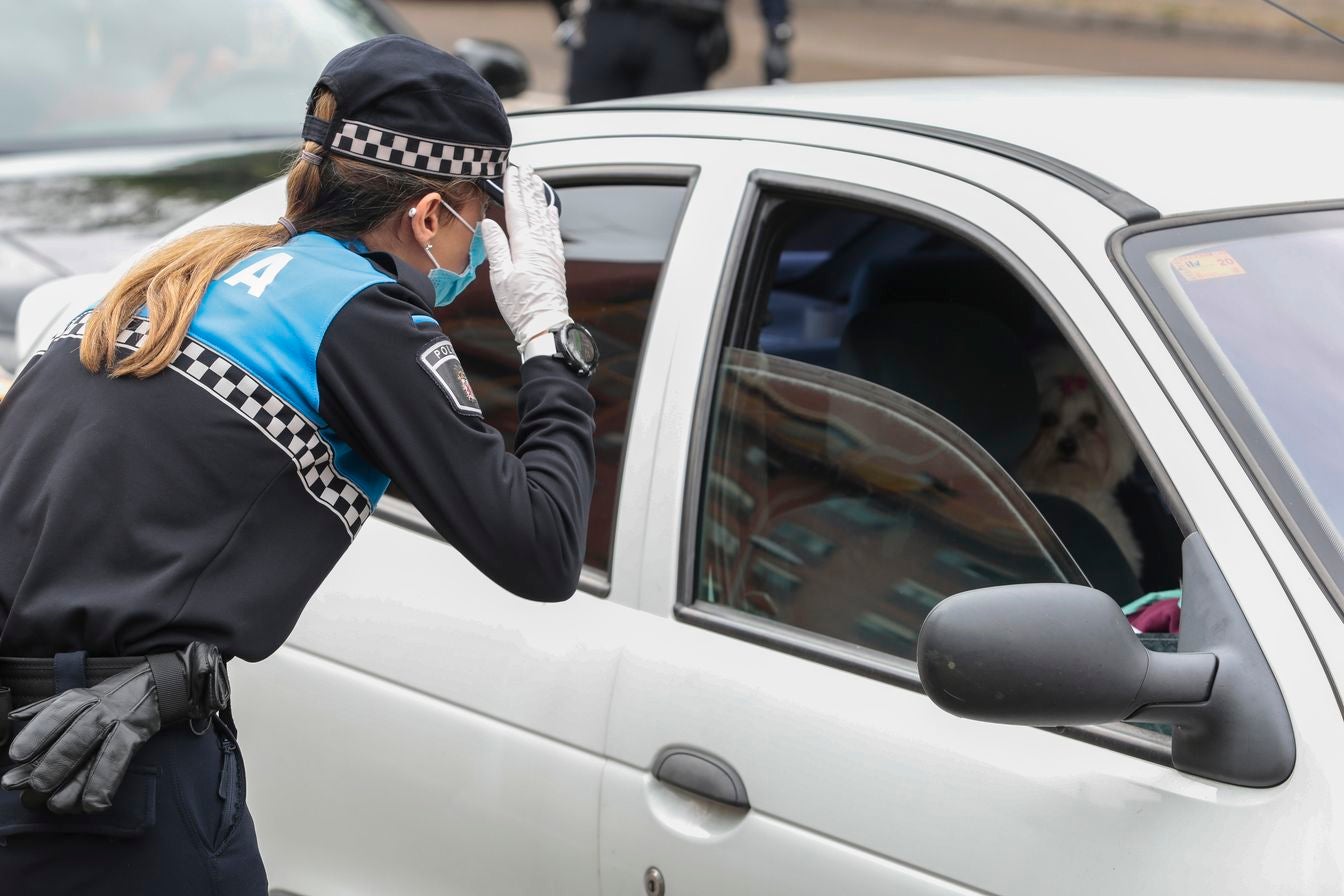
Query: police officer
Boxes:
[
  {"xmin": 554, "ymin": 0, "xmax": 794, "ymax": 104},
  {"xmin": 0, "ymin": 35, "xmax": 597, "ymax": 893}
]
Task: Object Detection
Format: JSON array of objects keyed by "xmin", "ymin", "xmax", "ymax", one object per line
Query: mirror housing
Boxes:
[
  {"xmin": 917, "ymin": 534, "xmax": 1295, "ymax": 787},
  {"xmin": 918, "ymin": 584, "xmax": 1216, "ymax": 726},
  {"xmin": 453, "ymin": 38, "xmax": 530, "ymax": 100}
]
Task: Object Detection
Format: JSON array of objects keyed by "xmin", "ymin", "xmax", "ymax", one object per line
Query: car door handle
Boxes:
[{"xmin": 651, "ymin": 746, "xmax": 750, "ymax": 809}]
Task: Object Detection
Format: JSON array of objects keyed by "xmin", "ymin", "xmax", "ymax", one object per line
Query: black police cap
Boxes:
[{"xmin": 302, "ymin": 35, "xmax": 557, "ymax": 209}]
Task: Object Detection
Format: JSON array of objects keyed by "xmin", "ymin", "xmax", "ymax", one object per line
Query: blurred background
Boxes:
[
  {"xmin": 0, "ymin": 0, "xmax": 1340, "ymax": 379},
  {"xmin": 403, "ymin": 0, "xmax": 1344, "ymax": 107}
]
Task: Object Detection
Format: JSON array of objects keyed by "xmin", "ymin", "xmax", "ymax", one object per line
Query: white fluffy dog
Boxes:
[{"xmin": 1015, "ymin": 345, "xmax": 1143, "ymax": 576}]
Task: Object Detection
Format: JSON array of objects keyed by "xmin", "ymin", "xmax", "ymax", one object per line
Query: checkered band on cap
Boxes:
[
  {"xmin": 329, "ymin": 118, "xmax": 508, "ymax": 178},
  {"xmin": 54, "ymin": 312, "xmax": 373, "ymax": 538}
]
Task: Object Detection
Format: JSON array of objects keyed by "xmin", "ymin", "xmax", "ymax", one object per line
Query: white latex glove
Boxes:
[{"xmin": 480, "ymin": 164, "xmax": 571, "ymax": 352}]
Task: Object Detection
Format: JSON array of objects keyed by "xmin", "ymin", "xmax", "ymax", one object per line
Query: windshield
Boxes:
[
  {"xmin": 1124, "ymin": 208, "xmax": 1344, "ymax": 593},
  {"xmin": 2, "ymin": 0, "xmax": 389, "ymax": 151}
]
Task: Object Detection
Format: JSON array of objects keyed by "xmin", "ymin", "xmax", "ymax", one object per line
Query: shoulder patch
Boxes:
[{"xmin": 418, "ymin": 339, "xmax": 482, "ymax": 417}]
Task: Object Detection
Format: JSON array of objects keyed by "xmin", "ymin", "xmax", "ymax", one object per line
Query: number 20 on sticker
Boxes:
[{"xmin": 1172, "ymin": 249, "xmax": 1246, "ymax": 282}]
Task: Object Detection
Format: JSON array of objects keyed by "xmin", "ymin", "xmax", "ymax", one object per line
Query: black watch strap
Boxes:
[{"xmin": 521, "ymin": 322, "xmax": 598, "ymax": 376}]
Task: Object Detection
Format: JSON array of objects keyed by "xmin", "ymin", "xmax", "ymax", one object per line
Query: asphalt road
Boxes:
[{"xmin": 391, "ymin": 0, "xmax": 1344, "ymax": 106}]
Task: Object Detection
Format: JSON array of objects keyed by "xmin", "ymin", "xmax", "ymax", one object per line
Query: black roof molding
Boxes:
[{"xmin": 524, "ymin": 103, "xmax": 1162, "ymax": 225}]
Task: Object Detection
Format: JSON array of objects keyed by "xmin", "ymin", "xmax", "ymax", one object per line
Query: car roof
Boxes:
[{"xmin": 599, "ymin": 77, "xmax": 1344, "ymax": 215}]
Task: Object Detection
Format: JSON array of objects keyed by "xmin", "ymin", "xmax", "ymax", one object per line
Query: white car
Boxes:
[{"xmin": 16, "ymin": 78, "xmax": 1344, "ymax": 895}]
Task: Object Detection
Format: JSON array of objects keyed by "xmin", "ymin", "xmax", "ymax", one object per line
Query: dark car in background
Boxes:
[{"xmin": 0, "ymin": 0, "xmax": 528, "ymax": 372}]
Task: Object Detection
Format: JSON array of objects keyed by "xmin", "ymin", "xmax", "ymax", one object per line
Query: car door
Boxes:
[
  {"xmin": 228, "ymin": 137, "xmax": 753, "ymax": 896},
  {"xmin": 598, "ymin": 141, "xmax": 1344, "ymax": 895}
]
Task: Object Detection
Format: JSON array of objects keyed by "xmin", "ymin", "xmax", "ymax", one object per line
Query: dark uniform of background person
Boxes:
[
  {"xmin": 552, "ymin": 0, "xmax": 794, "ymax": 103},
  {"xmin": 0, "ymin": 36, "xmax": 598, "ymax": 893}
]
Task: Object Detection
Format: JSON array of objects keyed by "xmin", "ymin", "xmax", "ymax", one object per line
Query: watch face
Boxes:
[{"xmin": 564, "ymin": 325, "xmax": 598, "ymax": 368}]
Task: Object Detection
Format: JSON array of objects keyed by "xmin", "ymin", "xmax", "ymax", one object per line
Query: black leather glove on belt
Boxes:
[{"xmin": 2, "ymin": 642, "xmax": 230, "ymax": 814}]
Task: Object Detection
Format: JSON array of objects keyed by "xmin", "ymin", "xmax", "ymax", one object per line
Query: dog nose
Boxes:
[{"xmin": 1057, "ymin": 435, "xmax": 1078, "ymax": 458}]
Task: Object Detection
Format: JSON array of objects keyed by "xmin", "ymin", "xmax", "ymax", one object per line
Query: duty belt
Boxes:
[
  {"xmin": 0, "ymin": 653, "xmax": 173, "ymax": 747},
  {"xmin": 0, "ymin": 656, "xmax": 141, "ymax": 707}
]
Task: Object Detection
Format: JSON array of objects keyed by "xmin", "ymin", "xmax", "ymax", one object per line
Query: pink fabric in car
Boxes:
[{"xmin": 1128, "ymin": 598, "xmax": 1181, "ymax": 634}]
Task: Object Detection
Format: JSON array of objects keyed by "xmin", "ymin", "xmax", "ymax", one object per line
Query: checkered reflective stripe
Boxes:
[
  {"xmin": 54, "ymin": 313, "xmax": 372, "ymax": 537},
  {"xmin": 53, "ymin": 309, "xmax": 95, "ymax": 343},
  {"xmin": 19, "ymin": 309, "xmax": 97, "ymax": 373},
  {"xmin": 330, "ymin": 119, "xmax": 508, "ymax": 177}
]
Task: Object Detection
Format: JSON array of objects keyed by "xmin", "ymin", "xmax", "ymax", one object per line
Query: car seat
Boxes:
[{"xmin": 837, "ymin": 301, "xmax": 1142, "ymax": 604}]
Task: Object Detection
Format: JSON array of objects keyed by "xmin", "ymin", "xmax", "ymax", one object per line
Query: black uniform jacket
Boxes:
[{"xmin": 0, "ymin": 232, "xmax": 596, "ymax": 660}]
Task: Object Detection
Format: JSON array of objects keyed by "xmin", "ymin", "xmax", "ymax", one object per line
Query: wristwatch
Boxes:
[{"xmin": 521, "ymin": 321, "xmax": 599, "ymax": 377}]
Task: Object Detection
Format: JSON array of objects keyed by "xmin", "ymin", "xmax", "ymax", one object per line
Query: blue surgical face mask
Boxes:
[{"xmin": 421, "ymin": 201, "xmax": 486, "ymax": 307}]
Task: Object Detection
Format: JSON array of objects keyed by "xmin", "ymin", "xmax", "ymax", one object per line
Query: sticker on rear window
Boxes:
[
  {"xmin": 418, "ymin": 339, "xmax": 482, "ymax": 418},
  {"xmin": 1172, "ymin": 249, "xmax": 1246, "ymax": 282}
]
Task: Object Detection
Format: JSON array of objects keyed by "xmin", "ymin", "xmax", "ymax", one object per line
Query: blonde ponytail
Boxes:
[
  {"xmin": 80, "ymin": 223, "xmax": 290, "ymax": 377},
  {"xmin": 81, "ymin": 89, "xmax": 479, "ymax": 377}
]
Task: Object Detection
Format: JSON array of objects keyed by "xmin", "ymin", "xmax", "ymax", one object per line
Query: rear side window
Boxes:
[{"xmin": 388, "ymin": 180, "xmax": 688, "ymax": 579}]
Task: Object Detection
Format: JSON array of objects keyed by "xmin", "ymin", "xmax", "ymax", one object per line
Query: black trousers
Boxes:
[
  {"xmin": 569, "ymin": 7, "xmax": 710, "ymax": 103},
  {"xmin": 0, "ymin": 688, "xmax": 267, "ymax": 893}
]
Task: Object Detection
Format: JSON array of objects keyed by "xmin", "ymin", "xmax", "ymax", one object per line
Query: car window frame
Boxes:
[
  {"xmin": 1110, "ymin": 199, "xmax": 1344, "ymax": 623},
  {"xmin": 678, "ymin": 168, "xmax": 1192, "ymax": 764},
  {"xmin": 375, "ymin": 163, "xmax": 700, "ymax": 598}
]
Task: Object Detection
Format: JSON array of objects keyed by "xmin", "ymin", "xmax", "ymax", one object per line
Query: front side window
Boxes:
[
  {"xmin": 1123, "ymin": 208, "xmax": 1344, "ymax": 607},
  {"xmin": 700, "ymin": 347, "xmax": 1081, "ymax": 660},
  {"xmin": 393, "ymin": 180, "xmax": 688, "ymax": 578},
  {"xmin": 695, "ymin": 192, "xmax": 1185, "ymax": 664}
]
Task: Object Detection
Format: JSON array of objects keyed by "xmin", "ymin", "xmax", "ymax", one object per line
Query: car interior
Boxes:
[{"xmin": 699, "ymin": 197, "xmax": 1185, "ymax": 662}]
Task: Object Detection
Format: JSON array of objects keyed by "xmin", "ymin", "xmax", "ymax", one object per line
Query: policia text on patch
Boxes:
[{"xmin": 0, "ymin": 36, "xmax": 597, "ymax": 893}]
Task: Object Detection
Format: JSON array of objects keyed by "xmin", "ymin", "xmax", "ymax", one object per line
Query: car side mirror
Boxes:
[
  {"xmin": 917, "ymin": 533, "xmax": 1295, "ymax": 787},
  {"xmin": 453, "ymin": 38, "xmax": 530, "ymax": 100},
  {"xmin": 917, "ymin": 584, "xmax": 1215, "ymax": 726}
]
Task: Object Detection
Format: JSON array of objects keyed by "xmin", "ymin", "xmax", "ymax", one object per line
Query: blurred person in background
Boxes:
[{"xmin": 551, "ymin": 0, "xmax": 793, "ymax": 104}]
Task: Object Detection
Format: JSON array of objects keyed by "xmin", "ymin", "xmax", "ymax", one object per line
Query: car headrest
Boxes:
[
  {"xmin": 837, "ymin": 302, "xmax": 1037, "ymax": 469},
  {"xmin": 849, "ymin": 254, "xmax": 1039, "ymax": 339}
]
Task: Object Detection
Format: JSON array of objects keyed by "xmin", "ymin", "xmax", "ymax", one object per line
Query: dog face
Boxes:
[{"xmin": 1017, "ymin": 347, "xmax": 1135, "ymax": 493}]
